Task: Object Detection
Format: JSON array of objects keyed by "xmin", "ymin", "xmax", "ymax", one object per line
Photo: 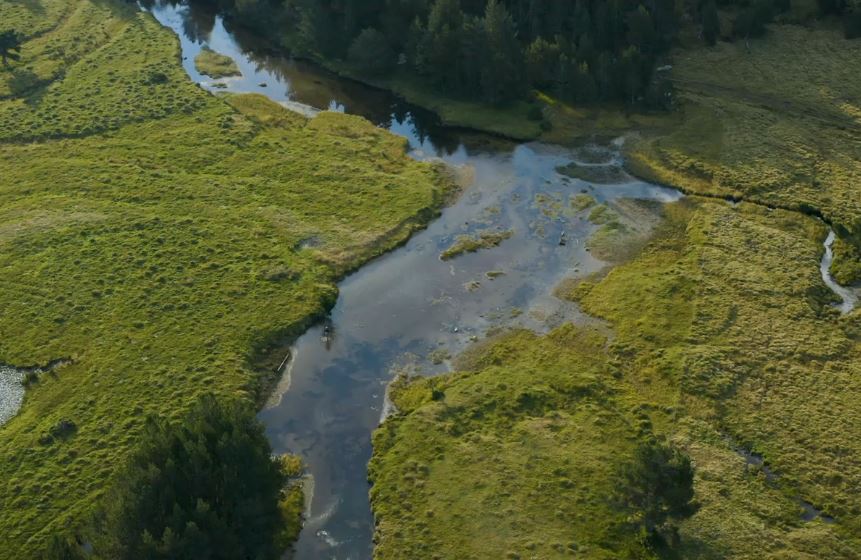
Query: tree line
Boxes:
[
  {"xmin": 5, "ymin": 1, "xmax": 861, "ymax": 106},
  {"xmin": 200, "ymin": 0, "xmax": 861, "ymax": 110}
]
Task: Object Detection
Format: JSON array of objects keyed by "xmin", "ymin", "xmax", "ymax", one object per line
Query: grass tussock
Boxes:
[{"xmin": 0, "ymin": 0, "xmax": 449, "ymax": 556}]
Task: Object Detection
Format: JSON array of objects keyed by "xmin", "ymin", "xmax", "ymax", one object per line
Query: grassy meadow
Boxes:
[
  {"xmin": 0, "ymin": 0, "xmax": 449, "ymax": 556},
  {"xmin": 370, "ymin": 22, "xmax": 861, "ymax": 560},
  {"xmin": 626, "ymin": 24, "xmax": 861, "ymax": 279},
  {"xmin": 373, "ymin": 200, "xmax": 861, "ymax": 559}
]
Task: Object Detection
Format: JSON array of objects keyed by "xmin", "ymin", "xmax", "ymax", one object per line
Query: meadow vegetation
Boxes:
[
  {"xmin": 0, "ymin": 0, "xmax": 449, "ymax": 556},
  {"xmin": 626, "ymin": 24, "xmax": 861, "ymax": 265},
  {"xmin": 373, "ymin": 199, "xmax": 861, "ymax": 558},
  {"xmin": 370, "ymin": 20, "xmax": 861, "ymax": 560},
  {"xmin": 372, "ymin": 327, "xmax": 690, "ymax": 559}
]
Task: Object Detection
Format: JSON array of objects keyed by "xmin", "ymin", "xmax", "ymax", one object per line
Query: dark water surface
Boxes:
[{"xmin": 146, "ymin": 3, "xmax": 682, "ymax": 558}]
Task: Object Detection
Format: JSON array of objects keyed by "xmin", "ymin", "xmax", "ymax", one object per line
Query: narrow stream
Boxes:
[
  {"xmin": 144, "ymin": 2, "xmax": 853, "ymax": 558},
  {"xmin": 821, "ymin": 230, "xmax": 858, "ymax": 314}
]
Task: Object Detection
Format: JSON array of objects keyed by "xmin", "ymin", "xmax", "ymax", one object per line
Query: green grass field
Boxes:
[
  {"xmin": 626, "ymin": 24, "xmax": 861, "ymax": 279},
  {"xmin": 374, "ymin": 200, "xmax": 861, "ymax": 559},
  {"xmin": 0, "ymin": 0, "xmax": 449, "ymax": 556},
  {"xmin": 370, "ymin": 22, "xmax": 861, "ymax": 560},
  {"xmin": 372, "ymin": 328, "xmax": 648, "ymax": 559}
]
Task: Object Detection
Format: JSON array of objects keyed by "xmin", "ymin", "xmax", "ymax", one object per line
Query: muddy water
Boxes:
[{"xmin": 146, "ymin": 3, "xmax": 683, "ymax": 558}]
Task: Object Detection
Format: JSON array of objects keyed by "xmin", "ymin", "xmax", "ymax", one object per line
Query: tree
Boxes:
[
  {"xmin": 294, "ymin": 0, "xmax": 337, "ymax": 57},
  {"xmin": 0, "ymin": 30, "xmax": 22, "ymax": 67},
  {"xmin": 817, "ymin": 0, "xmax": 848, "ymax": 14},
  {"xmin": 423, "ymin": 0, "xmax": 465, "ymax": 89},
  {"xmin": 626, "ymin": 5, "xmax": 658, "ymax": 54},
  {"xmin": 702, "ymin": 0, "xmax": 720, "ymax": 46},
  {"xmin": 100, "ymin": 395, "xmax": 289, "ymax": 560},
  {"xmin": 620, "ymin": 45, "xmax": 647, "ymax": 104},
  {"xmin": 348, "ymin": 28, "xmax": 396, "ymax": 75},
  {"xmin": 480, "ymin": 0, "xmax": 527, "ymax": 103},
  {"xmin": 733, "ymin": 0, "xmax": 776, "ymax": 39},
  {"xmin": 618, "ymin": 440, "xmax": 698, "ymax": 549},
  {"xmin": 42, "ymin": 535, "xmax": 87, "ymax": 560},
  {"xmin": 525, "ymin": 37, "xmax": 561, "ymax": 88}
]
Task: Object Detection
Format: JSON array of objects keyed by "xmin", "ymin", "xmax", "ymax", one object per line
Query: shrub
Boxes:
[{"xmin": 617, "ymin": 440, "xmax": 697, "ymax": 548}]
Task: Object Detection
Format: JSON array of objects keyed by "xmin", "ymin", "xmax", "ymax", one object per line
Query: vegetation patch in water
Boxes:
[
  {"xmin": 586, "ymin": 200, "xmax": 664, "ymax": 262},
  {"xmin": 570, "ymin": 193, "xmax": 596, "ymax": 212},
  {"xmin": 194, "ymin": 47, "xmax": 241, "ymax": 79},
  {"xmin": 440, "ymin": 229, "xmax": 514, "ymax": 261},
  {"xmin": 557, "ymin": 162, "xmax": 628, "ymax": 184},
  {"xmin": 830, "ymin": 236, "xmax": 861, "ymax": 286}
]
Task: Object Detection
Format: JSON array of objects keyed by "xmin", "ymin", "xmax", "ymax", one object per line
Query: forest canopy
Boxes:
[{"xmin": 202, "ymin": 0, "xmax": 861, "ymax": 108}]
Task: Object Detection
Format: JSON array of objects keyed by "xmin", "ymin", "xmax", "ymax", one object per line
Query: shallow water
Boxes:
[
  {"xmin": 821, "ymin": 230, "xmax": 858, "ymax": 314},
  {"xmin": 145, "ymin": 3, "xmax": 684, "ymax": 558},
  {"xmin": 0, "ymin": 366, "xmax": 25, "ymax": 426}
]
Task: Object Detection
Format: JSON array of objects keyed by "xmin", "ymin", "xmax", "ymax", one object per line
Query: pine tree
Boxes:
[
  {"xmin": 526, "ymin": 37, "xmax": 561, "ymax": 88},
  {"xmin": 101, "ymin": 395, "xmax": 287, "ymax": 560},
  {"xmin": 626, "ymin": 5, "xmax": 658, "ymax": 54},
  {"xmin": 348, "ymin": 28, "xmax": 396, "ymax": 75},
  {"xmin": 618, "ymin": 440, "xmax": 698, "ymax": 547},
  {"xmin": 425, "ymin": 0, "xmax": 465, "ymax": 89},
  {"xmin": 702, "ymin": 0, "xmax": 720, "ymax": 45},
  {"xmin": 480, "ymin": 0, "xmax": 527, "ymax": 103}
]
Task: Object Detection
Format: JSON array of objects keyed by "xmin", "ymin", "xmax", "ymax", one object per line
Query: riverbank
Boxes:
[
  {"xmin": 0, "ymin": 1, "xmax": 450, "ymax": 556},
  {"xmin": 369, "ymin": 21, "xmax": 861, "ymax": 560},
  {"xmin": 623, "ymin": 23, "xmax": 861, "ymax": 276},
  {"xmin": 373, "ymin": 198, "xmax": 861, "ymax": 558},
  {"xmin": 281, "ymin": 16, "xmax": 861, "ymax": 271}
]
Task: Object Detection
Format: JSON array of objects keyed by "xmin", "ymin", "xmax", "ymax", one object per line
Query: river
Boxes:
[{"xmin": 143, "ymin": 2, "xmax": 855, "ymax": 559}]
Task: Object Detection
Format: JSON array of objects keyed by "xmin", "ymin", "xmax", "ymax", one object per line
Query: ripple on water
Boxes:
[{"xmin": 0, "ymin": 366, "xmax": 25, "ymax": 426}]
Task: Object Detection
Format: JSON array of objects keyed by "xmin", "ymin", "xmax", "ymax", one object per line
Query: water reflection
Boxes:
[
  {"xmin": 145, "ymin": 3, "xmax": 684, "ymax": 559},
  {"xmin": 146, "ymin": 0, "xmax": 473, "ymax": 156}
]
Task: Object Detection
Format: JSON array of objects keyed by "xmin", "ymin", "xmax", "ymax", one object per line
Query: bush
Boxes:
[
  {"xmin": 99, "ymin": 395, "xmax": 289, "ymax": 560},
  {"xmin": 617, "ymin": 440, "xmax": 697, "ymax": 548},
  {"xmin": 348, "ymin": 28, "xmax": 396, "ymax": 76}
]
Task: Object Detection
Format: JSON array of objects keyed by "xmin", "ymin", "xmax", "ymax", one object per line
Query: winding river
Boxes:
[{"xmin": 143, "ymin": 2, "xmax": 857, "ymax": 558}]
